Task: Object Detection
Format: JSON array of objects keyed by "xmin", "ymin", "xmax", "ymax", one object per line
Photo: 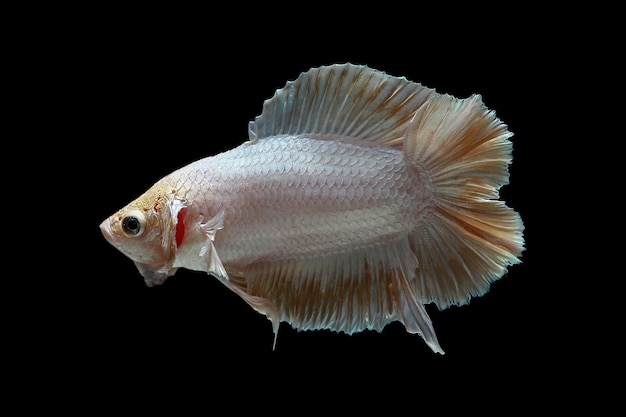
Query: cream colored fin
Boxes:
[
  {"xmin": 198, "ymin": 210, "xmax": 228, "ymax": 282},
  {"xmin": 405, "ymin": 93, "xmax": 525, "ymax": 309},
  {"xmin": 203, "ymin": 244, "xmax": 228, "ymax": 283},
  {"xmin": 248, "ymin": 63, "xmax": 435, "ymax": 147},
  {"xmin": 241, "ymin": 237, "xmax": 444, "ymax": 354},
  {"xmin": 173, "ymin": 208, "xmax": 229, "ymax": 282}
]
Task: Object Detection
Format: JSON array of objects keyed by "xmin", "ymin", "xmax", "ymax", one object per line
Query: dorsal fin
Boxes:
[{"xmin": 248, "ymin": 63, "xmax": 436, "ymax": 147}]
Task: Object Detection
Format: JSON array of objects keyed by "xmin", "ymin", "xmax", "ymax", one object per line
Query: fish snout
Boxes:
[{"xmin": 99, "ymin": 219, "xmax": 115, "ymax": 244}]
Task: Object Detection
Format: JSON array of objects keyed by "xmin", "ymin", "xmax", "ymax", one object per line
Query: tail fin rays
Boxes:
[{"xmin": 406, "ymin": 94, "xmax": 524, "ymax": 309}]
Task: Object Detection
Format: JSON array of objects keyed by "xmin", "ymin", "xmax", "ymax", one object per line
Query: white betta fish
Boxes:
[{"xmin": 100, "ymin": 63, "xmax": 524, "ymax": 354}]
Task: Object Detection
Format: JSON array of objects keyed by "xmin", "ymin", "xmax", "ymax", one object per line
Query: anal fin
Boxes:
[{"xmin": 239, "ymin": 236, "xmax": 444, "ymax": 353}]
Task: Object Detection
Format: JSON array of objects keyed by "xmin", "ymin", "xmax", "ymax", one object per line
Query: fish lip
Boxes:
[{"xmin": 99, "ymin": 219, "xmax": 114, "ymax": 243}]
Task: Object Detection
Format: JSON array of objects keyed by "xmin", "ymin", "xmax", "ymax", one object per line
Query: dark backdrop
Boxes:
[{"xmin": 11, "ymin": 6, "xmax": 588, "ymax": 414}]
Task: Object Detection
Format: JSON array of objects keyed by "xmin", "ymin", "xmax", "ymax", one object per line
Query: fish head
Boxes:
[{"xmin": 100, "ymin": 182, "xmax": 182, "ymax": 286}]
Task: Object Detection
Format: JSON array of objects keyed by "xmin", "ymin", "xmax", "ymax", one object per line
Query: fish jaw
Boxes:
[{"xmin": 99, "ymin": 218, "xmax": 115, "ymax": 246}]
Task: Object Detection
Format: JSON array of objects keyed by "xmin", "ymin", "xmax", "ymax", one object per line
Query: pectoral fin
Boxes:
[
  {"xmin": 197, "ymin": 210, "xmax": 228, "ymax": 282},
  {"xmin": 173, "ymin": 208, "xmax": 227, "ymax": 282}
]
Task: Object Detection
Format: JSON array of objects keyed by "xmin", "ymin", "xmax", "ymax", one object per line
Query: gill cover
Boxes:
[{"xmin": 133, "ymin": 197, "xmax": 186, "ymax": 287}]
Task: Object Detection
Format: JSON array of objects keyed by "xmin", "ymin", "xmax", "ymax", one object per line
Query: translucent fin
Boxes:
[
  {"xmin": 198, "ymin": 210, "xmax": 228, "ymax": 282},
  {"xmin": 248, "ymin": 63, "xmax": 435, "ymax": 147},
  {"xmin": 405, "ymin": 93, "xmax": 525, "ymax": 309},
  {"xmin": 240, "ymin": 237, "xmax": 444, "ymax": 354},
  {"xmin": 173, "ymin": 208, "xmax": 228, "ymax": 282}
]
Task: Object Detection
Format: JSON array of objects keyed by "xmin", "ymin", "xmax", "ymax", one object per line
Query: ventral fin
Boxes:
[{"xmin": 248, "ymin": 63, "xmax": 436, "ymax": 148}]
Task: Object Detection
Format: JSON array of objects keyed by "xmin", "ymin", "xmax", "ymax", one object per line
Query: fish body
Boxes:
[
  {"xmin": 100, "ymin": 63, "xmax": 524, "ymax": 353},
  {"xmin": 170, "ymin": 136, "xmax": 427, "ymax": 266}
]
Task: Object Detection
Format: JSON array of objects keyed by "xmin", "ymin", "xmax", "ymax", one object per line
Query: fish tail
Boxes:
[{"xmin": 404, "ymin": 93, "xmax": 525, "ymax": 309}]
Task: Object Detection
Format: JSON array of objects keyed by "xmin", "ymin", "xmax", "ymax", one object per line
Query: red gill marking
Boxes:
[{"xmin": 176, "ymin": 207, "xmax": 187, "ymax": 247}]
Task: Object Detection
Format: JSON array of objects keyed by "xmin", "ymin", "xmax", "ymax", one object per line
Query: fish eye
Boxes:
[{"xmin": 121, "ymin": 210, "xmax": 146, "ymax": 237}]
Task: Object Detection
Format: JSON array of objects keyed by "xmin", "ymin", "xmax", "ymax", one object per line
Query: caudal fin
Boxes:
[{"xmin": 404, "ymin": 93, "xmax": 524, "ymax": 309}]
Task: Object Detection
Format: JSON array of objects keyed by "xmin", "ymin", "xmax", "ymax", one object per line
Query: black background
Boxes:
[{"xmin": 11, "ymin": 5, "xmax": 599, "ymax": 413}]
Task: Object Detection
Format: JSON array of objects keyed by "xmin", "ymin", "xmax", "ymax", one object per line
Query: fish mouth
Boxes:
[{"xmin": 99, "ymin": 219, "xmax": 115, "ymax": 244}]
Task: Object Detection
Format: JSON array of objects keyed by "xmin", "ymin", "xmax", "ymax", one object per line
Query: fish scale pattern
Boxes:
[{"xmin": 164, "ymin": 135, "xmax": 431, "ymax": 266}]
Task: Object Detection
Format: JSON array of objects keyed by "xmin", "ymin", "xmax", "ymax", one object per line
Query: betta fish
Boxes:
[{"xmin": 99, "ymin": 63, "xmax": 524, "ymax": 354}]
